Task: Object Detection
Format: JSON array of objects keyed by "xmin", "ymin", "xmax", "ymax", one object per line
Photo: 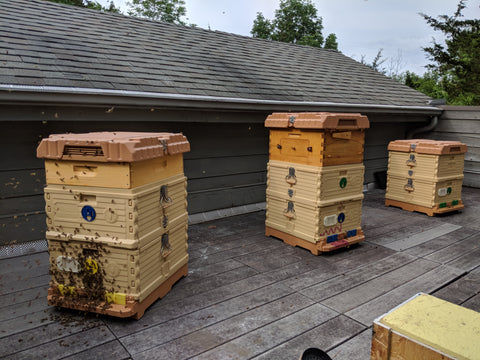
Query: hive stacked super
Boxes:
[
  {"xmin": 37, "ymin": 132, "xmax": 190, "ymax": 319},
  {"xmin": 265, "ymin": 112, "xmax": 369, "ymax": 255},
  {"xmin": 385, "ymin": 139, "xmax": 467, "ymax": 216}
]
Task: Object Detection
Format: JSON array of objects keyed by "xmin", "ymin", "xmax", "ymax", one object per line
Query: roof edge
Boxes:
[{"xmin": 0, "ymin": 85, "xmax": 442, "ymax": 115}]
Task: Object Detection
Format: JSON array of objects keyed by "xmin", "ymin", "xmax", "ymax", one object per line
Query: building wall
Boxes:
[
  {"xmin": 0, "ymin": 105, "xmax": 428, "ymax": 247},
  {"xmin": 423, "ymin": 106, "xmax": 480, "ymax": 188}
]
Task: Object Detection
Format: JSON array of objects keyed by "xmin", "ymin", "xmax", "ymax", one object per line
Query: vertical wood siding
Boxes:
[{"xmin": 423, "ymin": 106, "xmax": 480, "ymax": 188}]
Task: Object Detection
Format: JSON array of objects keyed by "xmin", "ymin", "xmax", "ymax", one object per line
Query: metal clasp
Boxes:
[
  {"xmin": 406, "ymin": 154, "xmax": 416, "ymax": 167},
  {"xmin": 404, "ymin": 178, "xmax": 414, "ymax": 192},
  {"xmin": 160, "ymin": 185, "xmax": 173, "ymax": 209},
  {"xmin": 285, "ymin": 167, "xmax": 297, "ymax": 185},
  {"xmin": 283, "ymin": 201, "xmax": 296, "ymax": 219},
  {"xmin": 160, "ymin": 233, "xmax": 172, "ymax": 258}
]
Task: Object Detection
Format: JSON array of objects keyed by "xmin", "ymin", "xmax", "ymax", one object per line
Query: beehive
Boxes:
[
  {"xmin": 265, "ymin": 113, "xmax": 369, "ymax": 254},
  {"xmin": 37, "ymin": 132, "xmax": 190, "ymax": 319},
  {"xmin": 371, "ymin": 293, "xmax": 480, "ymax": 360},
  {"xmin": 265, "ymin": 112, "xmax": 369, "ymax": 166},
  {"xmin": 385, "ymin": 139, "xmax": 467, "ymax": 216}
]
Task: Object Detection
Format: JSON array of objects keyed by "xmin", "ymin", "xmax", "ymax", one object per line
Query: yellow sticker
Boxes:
[{"xmin": 85, "ymin": 258, "xmax": 98, "ymax": 274}]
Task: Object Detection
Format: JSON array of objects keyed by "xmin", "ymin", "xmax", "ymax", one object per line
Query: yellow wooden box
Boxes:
[
  {"xmin": 47, "ymin": 219, "xmax": 188, "ymax": 320},
  {"xmin": 371, "ymin": 293, "xmax": 480, "ymax": 360},
  {"xmin": 265, "ymin": 194, "xmax": 364, "ymax": 255},
  {"xmin": 37, "ymin": 131, "xmax": 190, "ymax": 188},
  {"xmin": 385, "ymin": 139, "xmax": 467, "ymax": 216},
  {"xmin": 265, "ymin": 112, "xmax": 369, "ymax": 167},
  {"xmin": 267, "ymin": 160, "xmax": 364, "ymax": 206}
]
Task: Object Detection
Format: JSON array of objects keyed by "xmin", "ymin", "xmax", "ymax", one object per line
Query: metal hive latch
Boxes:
[
  {"xmin": 160, "ymin": 185, "xmax": 173, "ymax": 208},
  {"xmin": 160, "ymin": 233, "xmax": 172, "ymax": 258},
  {"xmin": 285, "ymin": 167, "xmax": 297, "ymax": 185},
  {"xmin": 283, "ymin": 201, "xmax": 296, "ymax": 219}
]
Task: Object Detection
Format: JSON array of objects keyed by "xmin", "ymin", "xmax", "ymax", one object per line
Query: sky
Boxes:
[{"xmin": 100, "ymin": 0, "xmax": 480, "ymax": 75}]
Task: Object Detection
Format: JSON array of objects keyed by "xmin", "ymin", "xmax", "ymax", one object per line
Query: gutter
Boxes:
[
  {"xmin": 0, "ymin": 84, "xmax": 442, "ymax": 115},
  {"xmin": 406, "ymin": 115, "xmax": 439, "ymax": 139}
]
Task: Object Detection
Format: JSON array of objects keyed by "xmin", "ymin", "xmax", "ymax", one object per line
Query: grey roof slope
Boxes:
[{"xmin": 0, "ymin": 0, "xmax": 433, "ymax": 108}]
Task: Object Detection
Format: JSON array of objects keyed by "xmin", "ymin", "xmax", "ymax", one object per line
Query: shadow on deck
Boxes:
[{"xmin": 1, "ymin": 187, "xmax": 480, "ymax": 359}]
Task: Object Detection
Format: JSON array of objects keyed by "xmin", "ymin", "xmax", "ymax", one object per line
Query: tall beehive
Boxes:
[
  {"xmin": 37, "ymin": 132, "xmax": 190, "ymax": 319},
  {"xmin": 265, "ymin": 112, "xmax": 369, "ymax": 255},
  {"xmin": 385, "ymin": 139, "xmax": 467, "ymax": 216}
]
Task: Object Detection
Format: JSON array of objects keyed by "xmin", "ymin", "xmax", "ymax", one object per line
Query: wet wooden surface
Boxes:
[{"xmin": 1, "ymin": 187, "xmax": 479, "ymax": 359}]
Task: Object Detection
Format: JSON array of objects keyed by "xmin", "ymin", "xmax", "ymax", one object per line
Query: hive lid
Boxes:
[
  {"xmin": 388, "ymin": 139, "xmax": 467, "ymax": 155},
  {"xmin": 37, "ymin": 131, "xmax": 190, "ymax": 162},
  {"xmin": 264, "ymin": 112, "xmax": 369, "ymax": 129}
]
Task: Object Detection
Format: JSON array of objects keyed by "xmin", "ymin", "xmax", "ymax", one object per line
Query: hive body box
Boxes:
[
  {"xmin": 265, "ymin": 113, "xmax": 369, "ymax": 255},
  {"xmin": 37, "ymin": 132, "xmax": 190, "ymax": 319},
  {"xmin": 371, "ymin": 293, "xmax": 480, "ymax": 360},
  {"xmin": 385, "ymin": 139, "xmax": 467, "ymax": 216}
]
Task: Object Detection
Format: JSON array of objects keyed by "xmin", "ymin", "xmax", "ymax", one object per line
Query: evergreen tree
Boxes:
[
  {"xmin": 420, "ymin": 0, "xmax": 480, "ymax": 104},
  {"xmin": 128, "ymin": 0, "xmax": 187, "ymax": 24},
  {"xmin": 45, "ymin": 0, "xmax": 120, "ymax": 13},
  {"xmin": 251, "ymin": 0, "xmax": 338, "ymax": 50}
]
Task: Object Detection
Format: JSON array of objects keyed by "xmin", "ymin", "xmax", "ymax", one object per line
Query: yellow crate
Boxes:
[
  {"xmin": 265, "ymin": 194, "xmax": 363, "ymax": 252},
  {"xmin": 45, "ymin": 173, "xmax": 187, "ymax": 249},
  {"xmin": 44, "ymin": 154, "xmax": 184, "ymax": 189},
  {"xmin": 371, "ymin": 293, "xmax": 480, "ymax": 360},
  {"xmin": 267, "ymin": 160, "xmax": 364, "ymax": 206},
  {"xmin": 265, "ymin": 112, "xmax": 369, "ymax": 166},
  {"xmin": 47, "ymin": 219, "xmax": 188, "ymax": 319}
]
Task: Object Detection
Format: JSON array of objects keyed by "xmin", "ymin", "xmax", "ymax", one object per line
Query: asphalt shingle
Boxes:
[{"xmin": 0, "ymin": 0, "xmax": 433, "ymax": 107}]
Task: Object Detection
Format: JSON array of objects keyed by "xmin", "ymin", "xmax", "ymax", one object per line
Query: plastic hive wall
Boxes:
[
  {"xmin": 267, "ymin": 160, "xmax": 365, "ymax": 205},
  {"xmin": 45, "ymin": 174, "xmax": 187, "ymax": 249},
  {"xmin": 48, "ymin": 220, "xmax": 188, "ymax": 303},
  {"xmin": 266, "ymin": 194, "xmax": 363, "ymax": 244}
]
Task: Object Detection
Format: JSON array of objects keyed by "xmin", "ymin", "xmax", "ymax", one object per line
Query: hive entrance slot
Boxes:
[{"xmin": 74, "ymin": 165, "xmax": 98, "ymax": 177}]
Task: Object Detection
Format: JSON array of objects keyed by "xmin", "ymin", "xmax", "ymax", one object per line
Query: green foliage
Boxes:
[
  {"xmin": 420, "ymin": 0, "xmax": 480, "ymax": 105},
  {"xmin": 45, "ymin": 0, "xmax": 120, "ymax": 13},
  {"xmin": 251, "ymin": 12, "xmax": 273, "ymax": 40},
  {"xmin": 251, "ymin": 0, "xmax": 338, "ymax": 50},
  {"xmin": 403, "ymin": 71, "xmax": 448, "ymax": 100},
  {"xmin": 324, "ymin": 33, "xmax": 338, "ymax": 50},
  {"xmin": 128, "ymin": 0, "xmax": 187, "ymax": 24}
]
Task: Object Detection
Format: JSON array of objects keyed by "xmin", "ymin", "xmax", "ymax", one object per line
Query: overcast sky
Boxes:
[{"xmin": 101, "ymin": 0, "xmax": 479, "ymax": 75}]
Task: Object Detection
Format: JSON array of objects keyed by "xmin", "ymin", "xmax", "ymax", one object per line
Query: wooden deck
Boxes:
[{"xmin": 1, "ymin": 187, "xmax": 480, "ymax": 360}]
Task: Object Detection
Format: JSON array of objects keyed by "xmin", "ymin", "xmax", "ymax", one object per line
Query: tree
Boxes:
[
  {"xmin": 251, "ymin": 0, "xmax": 338, "ymax": 50},
  {"xmin": 45, "ymin": 0, "xmax": 120, "ymax": 13},
  {"xmin": 420, "ymin": 0, "xmax": 480, "ymax": 105},
  {"xmin": 128, "ymin": 0, "xmax": 187, "ymax": 24},
  {"xmin": 403, "ymin": 71, "xmax": 447, "ymax": 100},
  {"xmin": 324, "ymin": 33, "xmax": 338, "ymax": 50}
]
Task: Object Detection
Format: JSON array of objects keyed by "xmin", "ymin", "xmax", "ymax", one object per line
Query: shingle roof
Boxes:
[{"xmin": 0, "ymin": 0, "xmax": 434, "ymax": 109}]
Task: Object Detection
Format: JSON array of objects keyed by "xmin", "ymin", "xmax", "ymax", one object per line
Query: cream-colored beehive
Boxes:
[
  {"xmin": 385, "ymin": 139, "xmax": 467, "ymax": 216},
  {"xmin": 37, "ymin": 132, "xmax": 190, "ymax": 319},
  {"xmin": 264, "ymin": 113, "xmax": 369, "ymax": 255}
]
